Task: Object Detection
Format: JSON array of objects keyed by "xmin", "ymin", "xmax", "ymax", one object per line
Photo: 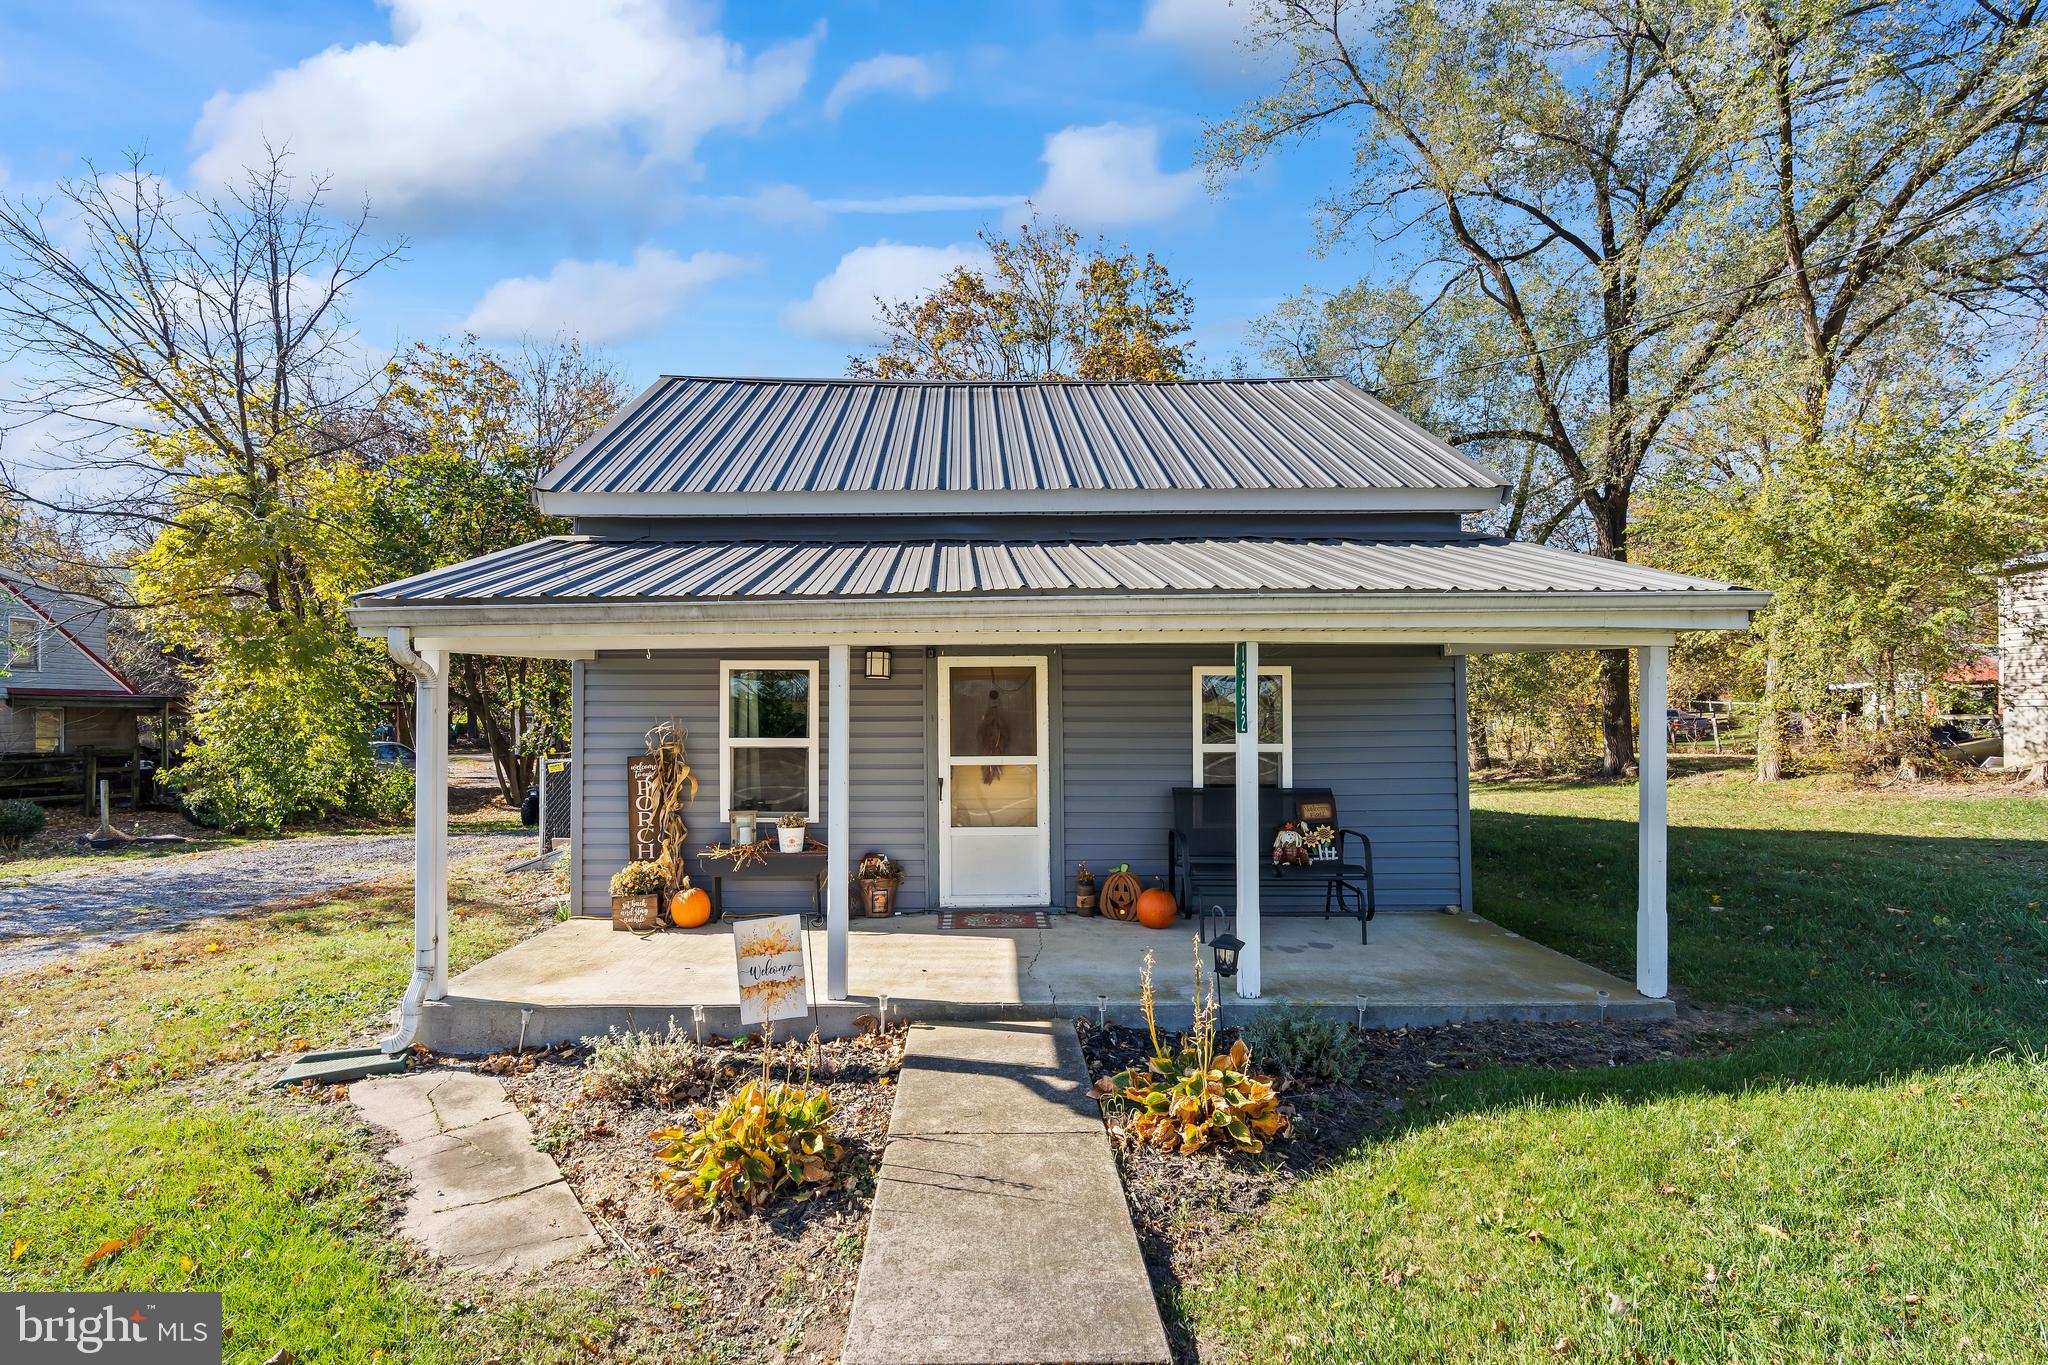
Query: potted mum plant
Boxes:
[
  {"xmin": 855, "ymin": 852, "xmax": 905, "ymax": 917},
  {"xmin": 776, "ymin": 812, "xmax": 807, "ymax": 854},
  {"xmin": 609, "ymin": 860, "xmax": 667, "ymax": 931}
]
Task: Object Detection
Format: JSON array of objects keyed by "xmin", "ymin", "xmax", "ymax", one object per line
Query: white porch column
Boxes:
[
  {"xmin": 826, "ymin": 644, "xmax": 851, "ymax": 1001},
  {"xmin": 1234, "ymin": 640, "xmax": 1261, "ymax": 998},
  {"xmin": 415, "ymin": 645, "xmax": 451, "ymax": 999},
  {"xmin": 1636, "ymin": 644, "xmax": 1669, "ymax": 999}
]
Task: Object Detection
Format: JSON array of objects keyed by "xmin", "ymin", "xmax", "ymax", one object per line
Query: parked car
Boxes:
[
  {"xmin": 1931, "ymin": 720, "xmax": 2002, "ymax": 765},
  {"xmin": 371, "ymin": 741, "xmax": 416, "ymax": 770},
  {"xmin": 1667, "ymin": 709, "xmax": 1718, "ymax": 741}
]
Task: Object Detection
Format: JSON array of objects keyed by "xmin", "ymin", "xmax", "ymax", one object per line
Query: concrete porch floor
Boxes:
[{"xmin": 420, "ymin": 911, "xmax": 1668, "ymax": 1052}]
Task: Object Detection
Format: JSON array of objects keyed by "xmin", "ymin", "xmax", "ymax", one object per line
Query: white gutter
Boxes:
[{"xmin": 382, "ymin": 628, "xmax": 444, "ymax": 1055}]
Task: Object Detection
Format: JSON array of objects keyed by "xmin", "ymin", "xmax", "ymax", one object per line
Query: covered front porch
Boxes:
[{"xmin": 411, "ymin": 907, "xmax": 1667, "ymax": 1052}]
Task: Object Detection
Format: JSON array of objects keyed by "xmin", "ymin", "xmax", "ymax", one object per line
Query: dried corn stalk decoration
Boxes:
[{"xmin": 644, "ymin": 721, "xmax": 699, "ymax": 889}]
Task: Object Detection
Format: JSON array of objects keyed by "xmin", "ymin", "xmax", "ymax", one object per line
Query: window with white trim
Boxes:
[
  {"xmin": 1191, "ymin": 665, "xmax": 1291, "ymax": 787},
  {"xmin": 6, "ymin": 618, "xmax": 38, "ymax": 671},
  {"xmin": 719, "ymin": 661, "xmax": 818, "ymax": 819}
]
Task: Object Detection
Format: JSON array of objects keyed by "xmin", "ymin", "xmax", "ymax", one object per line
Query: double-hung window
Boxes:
[
  {"xmin": 1191, "ymin": 665, "xmax": 1291, "ymax": 787},
  {"xmin": 6, "ymin": 618, "xmax": 38, "ymax": 672},
  {"xmin": 719, "ymin": 661, "xmax": 818, "ymax": 820}
]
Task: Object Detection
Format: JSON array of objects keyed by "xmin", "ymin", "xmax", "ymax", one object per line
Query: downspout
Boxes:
[{"xmin": 383, "ymin": 627, "xmax": 440, "ymax": 1054}]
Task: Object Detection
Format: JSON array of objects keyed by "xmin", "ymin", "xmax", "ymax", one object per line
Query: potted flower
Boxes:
[
  {"xmin": 855, "ymin": 852, "xmax": 905, "ymax": 917},
  {"xmin": 777, "ymin": 812, "xmax": 807, "ymax": 854},
  {"xmin": 609, "ymin": 860, "xmax": 667, "ymax": 931}
]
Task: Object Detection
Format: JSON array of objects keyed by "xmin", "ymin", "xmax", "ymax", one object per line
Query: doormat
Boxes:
[{"xmin": 937, "ymin": 910, "xmax": 1052, "ymax": 931}]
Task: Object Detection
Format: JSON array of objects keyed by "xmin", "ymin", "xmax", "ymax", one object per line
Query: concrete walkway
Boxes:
[
  {"xmin": 352, "ymin": 1070, "xmax": 601, "ymax": 1274},
  {"xmin": 844, "ymin": 1021, "xmax": 1170, "ymax": 1365}
]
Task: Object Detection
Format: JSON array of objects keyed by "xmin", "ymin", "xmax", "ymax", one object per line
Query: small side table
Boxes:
[{"xmin": 708, "ymin": 850, "xmax": 829, "ymax": 926}]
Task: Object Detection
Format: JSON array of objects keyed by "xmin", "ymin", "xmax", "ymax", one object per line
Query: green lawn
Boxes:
[
  {"xmin": 0, "ymin": 871, "xmax": 653, "ymax": 1364},
  {"xmin": 1183, "ymin": 771, "xmax": 2048, "ymax": 1362}
]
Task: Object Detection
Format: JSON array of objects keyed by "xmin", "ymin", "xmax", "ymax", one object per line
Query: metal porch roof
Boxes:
[
  {"xmin": 357, "ymin": 534, "xmax": 1746, "ymax": 605},
  {"xmin": 538, "ymin": 376, "xmax": 1509, "ymax": 503}
]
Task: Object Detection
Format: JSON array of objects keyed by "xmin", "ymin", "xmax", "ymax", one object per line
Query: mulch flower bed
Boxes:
[
  {"xmin": 459, "ymin": 1026, "xmax": 905, "ymax": 1363},
  {"xmin": 1078, "ymin": 1012, "xmax": 1740, "ymax": 1351}
]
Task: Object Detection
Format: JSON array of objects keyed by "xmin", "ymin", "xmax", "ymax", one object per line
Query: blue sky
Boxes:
[{"xmin": 0, "ymin": 0, "xmax": 1372, "ymax": 391}]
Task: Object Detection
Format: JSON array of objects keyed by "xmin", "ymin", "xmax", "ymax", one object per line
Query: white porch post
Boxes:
[
  {"xmin": 826, "ymin": 644, "xmax": 851, "ymax": 1001},
  {"xmin": 1234, "ymin": 640, "xmax": 1261, "ymax": 998},
  {"xmin": 1636, "ymin": 644, "xmax": 1669, "ymax": 999},
  {"xmin": 415, "ymin": 645, "xmax": 450, "ymax": 999}
]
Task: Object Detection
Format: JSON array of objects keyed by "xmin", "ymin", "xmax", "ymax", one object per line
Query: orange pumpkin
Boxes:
[
  {"xmin": 1135, "ymin": 885, "xmax": 1178, "ymax": 930},
  {"xmin": 670, "ymin": 884, "xmax": 713, "ymax": 929}
]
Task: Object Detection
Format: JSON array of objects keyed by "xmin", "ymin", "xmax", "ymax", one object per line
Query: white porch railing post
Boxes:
[
  {"xmin": 416, "ymin": 646, "xmax": 450, "ymax": 999},
  {"xmin": 1234, "ymin": 640, "xmax": 1261, "ymax": 998},
  {"xmin": 1636, "ymin": 644, "xmax": 1669, "ymax": 999},
  {"xmin": 826, "ymin": 644, "xmax": 851, "ymax": 1001}
]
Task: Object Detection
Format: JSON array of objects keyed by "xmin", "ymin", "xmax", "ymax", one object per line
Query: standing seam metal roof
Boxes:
[
  {"xmin": 538, "ymin": 377, "xmax": 1510, "ymax": 498},
  {"xmin": 356, "ymin": 535, "xmax": 1746, "ymax": 604}
]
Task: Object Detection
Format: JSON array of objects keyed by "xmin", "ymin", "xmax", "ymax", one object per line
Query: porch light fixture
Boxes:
[
  {"xmin": 1210, "ymin": 931, "xmax": 1245, "ymax": 982},
  {"xmin": 864, "ymin": 647, "xmax": 892, "ymax": 680}
]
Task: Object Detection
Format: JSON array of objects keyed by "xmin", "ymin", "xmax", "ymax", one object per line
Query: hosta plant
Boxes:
[
  {"xmin": 1092, "ymin": 942, "xmax": 1289, "ymax": 1155},
  {"xmin": 650, "ymin": 1079, "xmax": 841, "ymax": 1219}
]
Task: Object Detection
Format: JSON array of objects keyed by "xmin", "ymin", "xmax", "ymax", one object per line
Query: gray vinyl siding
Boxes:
[
  {"xmin": 573, "ymin": 643, "xmax": 1465, "ymax": 918},
  {"xmin": 1, "ymin": 583, "xmax": 124, "ymax": 697},
  {"xmin": 1061, "ymin": 645, "xmax": 1464, "ymax": 912},
  {"xmin": 575, "ymin": 650, "xmax": 930, "ymax": 917}
]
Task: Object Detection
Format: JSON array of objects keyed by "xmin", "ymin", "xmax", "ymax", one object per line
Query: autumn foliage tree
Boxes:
[
  {"xmin": 850, "ymin": 214, "xmax": 1195, "ymax": 380},
  {"xmin": 365, "ymin": 337, "xmax": 625, "ymax": 805}
]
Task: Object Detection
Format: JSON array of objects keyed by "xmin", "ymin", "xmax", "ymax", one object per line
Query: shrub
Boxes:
[
  {"xmin": 1093, "ymin": 944, "xmax": 1288, "ymax": 1155},
  {"xmin": 581, "ymin": 1026, "xmax": 715, "ymax": 1105},
  {"xmin": 1243, "ymin": 1006, "xmax": 1365, "ymax": 1088},
  {"xmin": 1834, "ymin": 725, "xmax": 1975, "ymax": 783},
  {"xmin": 650, "ymin": 1079, "xmax": 841, "ymax": 1219},
  {"xmin": 0, "ymin": 799, "xmax": 48, "ymax": 851}
]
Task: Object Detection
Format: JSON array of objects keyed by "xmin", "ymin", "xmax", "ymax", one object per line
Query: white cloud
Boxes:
[
  {"xmin": 190, "ymin": 0, "xmax": 816, "ymax": 217},
  {"xmin": 1029, "ymin": 123, "xmax": 1201, "ymax": 227},
  {"xmin": 462, "ymin": 246, "xmax": 747, "ymax": 343},
  {"xmin": 1138, "ymin": 0, "xmax": 1281, "ymax": 79},
  {"xmin": 784, "ymin": 240, "xmax": 988, "ymax": 343},
  {"xmin": 704, "ymin": 183, "xmax": 1025, "ymax": 224},
  {"xmin": 822, "ymin": 53, "xmax": 946, "ymax": 119}
]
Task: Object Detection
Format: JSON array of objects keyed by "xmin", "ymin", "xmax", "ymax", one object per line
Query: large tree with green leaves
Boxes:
[
  {"xmin": 1638, "ymin": 398, "xmax": 2048, "ymax": 762},
  {"xmin": 1210, "ymin": 0, "xmax": 2048, "ymax": 775},
  {"xmin": 0, "ymin": 153, "xmax": 405, "ymax": 826},
  {"xmin": 364, "ymin": 337, "xmax": 624, "ymax": 805}
]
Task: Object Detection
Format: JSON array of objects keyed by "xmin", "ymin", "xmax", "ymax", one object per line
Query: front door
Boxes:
[{"xmin": 938, "ymin": 656, "xmax": 1049, "ymax": 907}]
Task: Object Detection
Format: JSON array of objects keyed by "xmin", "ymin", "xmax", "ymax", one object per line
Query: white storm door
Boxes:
[{"xmin": 938, "ymin": 656, "xmax": 1050, "ymax": 907}]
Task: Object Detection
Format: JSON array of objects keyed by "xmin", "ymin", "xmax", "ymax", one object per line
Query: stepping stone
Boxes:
[
  {"xmin": 845, "ymin": 1021, "xmax": 1170, "ymax": 1365},
  {"xmin": 352, "ymin": 1070, "xmax": 601, "ymax": 1274}
]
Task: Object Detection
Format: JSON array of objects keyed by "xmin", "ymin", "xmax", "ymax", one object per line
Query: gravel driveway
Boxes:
[{"xmin": 0, "ymin": 830, "xmax": 533, "ymax": 977}]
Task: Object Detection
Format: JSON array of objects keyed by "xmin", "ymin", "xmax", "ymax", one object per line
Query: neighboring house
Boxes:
[
  {"xmin": 2000, "ymin": 564, "xmax": 2048, "ymax": 771},
  {"xmin": 0, "ymin": 571, "xmax": 164, "ymax": 756},
  {"xmin": 351, "ymin": 376, "xmax": 1767, "ymax": 1018}
]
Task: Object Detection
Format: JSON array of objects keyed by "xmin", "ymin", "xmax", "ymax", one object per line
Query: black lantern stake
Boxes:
[{"xmin": 1210, "ymin": 931, "xmax": 1245, "ymax": 982}]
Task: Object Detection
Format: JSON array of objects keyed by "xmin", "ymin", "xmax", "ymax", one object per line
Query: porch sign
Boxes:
[
  {"xmin": 733, "ymin": 914, "xmax": 811, "ymax": 1026},
  {"xmin": 626, "ymin": 755, "xmax": 660, "ymax": 862},
  {"xmin": 1233, "ymin": 641, "xmax": 1249, "ymax": 734}
]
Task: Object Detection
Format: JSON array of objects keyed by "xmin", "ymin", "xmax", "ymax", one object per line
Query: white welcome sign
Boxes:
[{"xmin": 733, "ymin": 914, "xmax": 810, "ymax": 1026}]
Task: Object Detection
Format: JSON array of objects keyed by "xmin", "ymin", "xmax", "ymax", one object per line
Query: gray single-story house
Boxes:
[{"xmin": 350, "ymin": 376, "xmax": 1765, "ymax": 1037}]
